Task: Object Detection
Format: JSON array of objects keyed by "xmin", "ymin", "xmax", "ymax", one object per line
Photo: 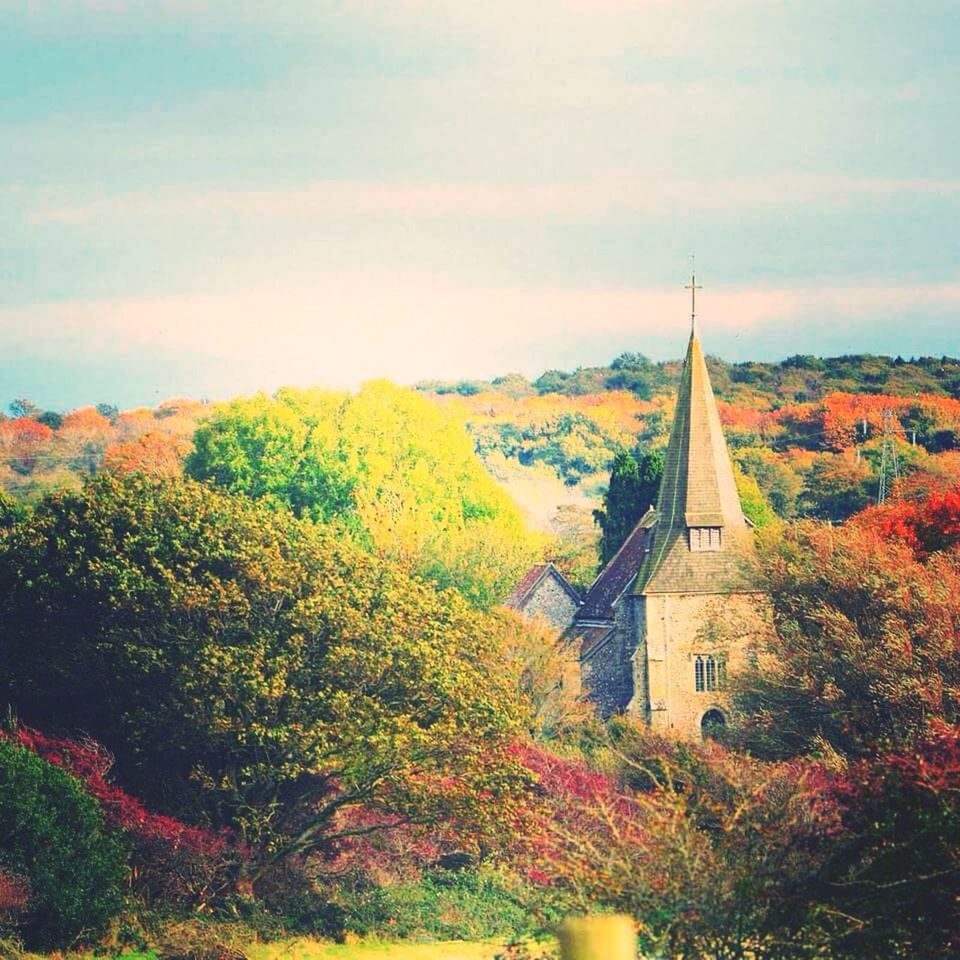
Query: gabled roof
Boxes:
[
  {"xmin": 634, "ymin": 326, "xmax": 754, "ymax": 595},
  {"xmin": 575, "ymin": 509, "xmax": 655, "ymax": 621},
  {"xmin": 576, "ymin": 624, "xmax": 615, "ymax": 660},
  {"xmin": 505, "ymin": 562, "xmax": 581, "ymax": 610}
]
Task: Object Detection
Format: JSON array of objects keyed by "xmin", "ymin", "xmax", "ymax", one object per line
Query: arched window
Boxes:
[{"xmin": 694, "ymin": 655, "xmax": 726, "ymax": 692}]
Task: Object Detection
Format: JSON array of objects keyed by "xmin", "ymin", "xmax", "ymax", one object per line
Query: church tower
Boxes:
[{"xmin": 570, "ymin": 271, "xmax": 767, "ymax": 737}]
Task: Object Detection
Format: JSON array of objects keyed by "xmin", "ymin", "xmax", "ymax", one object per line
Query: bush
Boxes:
[
  {"xmin": 0, "ymin": 739, "xmax": 127, "ymax": 949},
  {"xmin": 337, "ymin": 868, "xmax": 535, "ymax": 941}
]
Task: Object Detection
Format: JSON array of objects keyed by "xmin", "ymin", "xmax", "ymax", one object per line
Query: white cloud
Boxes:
[{"xmin": 5, "ymin": 275, "xmax": 958, "ymax": 401}]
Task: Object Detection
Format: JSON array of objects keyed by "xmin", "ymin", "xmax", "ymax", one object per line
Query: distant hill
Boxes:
[
  {"xmin": 3, "ymin": 352, "xmax": 960, "ymax": 572},
  {"xmin": 415, "ymin": 351, "xmax": 960, "ymax": 406},
  {"xmin": 416, "ymin": 351, "xmax": 960, "ymax": 538}
]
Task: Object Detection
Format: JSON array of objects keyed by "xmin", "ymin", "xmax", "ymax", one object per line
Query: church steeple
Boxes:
[{"xmin": 633, "ymin": 295, "xmax": 751, "ymax": 596}]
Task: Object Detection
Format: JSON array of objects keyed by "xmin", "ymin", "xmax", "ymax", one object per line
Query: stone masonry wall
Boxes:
[
  {"xmin": 639, "ymin": 592, "xmax": 770, "ymax": 738},
  {"xmin": 522, "ymin": 574, "xmax": 579, "ymax": 632}
]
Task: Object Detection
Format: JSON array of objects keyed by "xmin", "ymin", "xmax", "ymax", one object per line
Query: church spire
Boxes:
[{"xmin": 633, "ymin": 273, "xmax": 751, "ymax": 596}]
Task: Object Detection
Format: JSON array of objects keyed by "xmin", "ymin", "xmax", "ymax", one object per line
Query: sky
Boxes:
[{"xmin": 2, "ymin": 0, "xmax": 959, "ymax": 411}]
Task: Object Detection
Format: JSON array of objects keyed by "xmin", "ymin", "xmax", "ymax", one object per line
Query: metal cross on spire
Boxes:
[{"xmin": 684, "ymin": 255, "xmax": 702, "ymax": 335}]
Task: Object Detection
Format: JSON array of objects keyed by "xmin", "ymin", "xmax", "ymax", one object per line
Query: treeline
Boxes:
[
  {"xmin": 421, "ymin": 354, "xmax": 960, "ymax": 525},
  {"xmin": 6, "ymin": 350, "xmax": 960, "ymax": 567},
  {"xmin": 417, "ymin": 350, "xmax": 960, "ymax": 404}
]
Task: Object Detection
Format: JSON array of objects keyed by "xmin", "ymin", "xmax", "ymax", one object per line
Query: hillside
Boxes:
[{"xmin": 3, "ymin": 351, "xmax": 959, "ymax": 581}]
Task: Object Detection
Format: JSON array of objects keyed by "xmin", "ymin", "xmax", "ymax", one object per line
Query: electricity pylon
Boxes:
[{"xmin": 877, "ymin": 408, "xmax": 901, "ymax": 505}]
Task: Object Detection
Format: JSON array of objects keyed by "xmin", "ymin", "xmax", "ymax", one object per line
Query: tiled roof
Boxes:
[
  {"xmin": 505, "ymin": 562, "xmax": 580, "ymax": 609},
  {"xmin": 634, "ymin": 328, "xmax": 755, "ymax": 595},
  {"xmin": 574, "ymin": 624, "xmax": 615, "ymax": 659},
  {"xmin": 575, "ymin": 516, "xmax": 652, "ymax": 621}
]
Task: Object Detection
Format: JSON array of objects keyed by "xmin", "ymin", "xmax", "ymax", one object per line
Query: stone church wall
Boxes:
[
  {"xmin": 640, "ymin": 592, "xmax": 769, "ymax": 738},
  {"xmin": 581, "ymin": 599, "xmax": 638, "ymax": 717},
  {"xmin": 521, "ymin": 575, "xmax": 579, "ymax": 632}
]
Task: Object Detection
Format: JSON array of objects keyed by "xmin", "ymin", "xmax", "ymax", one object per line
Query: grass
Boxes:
[
  {"xmin": 248, "ymin": 940, "xmax": 503, "ymax": 960},
  {"xmin": 15, "ymin": 940, "xmax": 516, "ymax": 960}
]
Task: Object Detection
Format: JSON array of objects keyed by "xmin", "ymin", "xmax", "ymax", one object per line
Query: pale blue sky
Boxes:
[{"xmin": 2, "ymin": 1, "xmax": 959, "ymax": 410}]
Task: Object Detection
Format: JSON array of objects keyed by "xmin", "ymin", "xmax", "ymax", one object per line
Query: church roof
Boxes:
[
  {"xmin": 576, "ymin": 624, "xmax": 615, "ymax": 660},
  {"xmin": 633, "ymin": 325, "xmax": 754, "ymax": 595},
  {"xmin": 505, "ymin": 562, "xmax": 580, "ymax": 610},
  {"xmin": 575, "ymin": 510, "xmax": 655, "ymax": 621}
]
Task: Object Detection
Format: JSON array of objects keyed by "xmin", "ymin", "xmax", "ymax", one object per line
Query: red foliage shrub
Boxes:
[
  {"xmin": 4, "ymin": 727, "xmax": 235, "ymax": 907},
  {"xmin": 10, "ymin": 727, "xmax": 226, "ymax": 857},
  {"xmin": 803, "ymin": 725, "xmax": 960, "ymax": 957},
  {"xmin": 507, "ymin": 733, "xmax": 841, "ymax": 955}
]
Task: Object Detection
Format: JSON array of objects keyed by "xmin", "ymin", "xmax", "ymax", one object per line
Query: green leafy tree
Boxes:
[
  {"xmin": 606, "ymin": 352, "xmax": 668, "ymax": 399},
  {"xmin": 0, "ymin": 739, "xmax": 126, "ymax": 950},
  {"xmin": 0, "ymin": 473, "xmax": 525, "ymax": 880},
  {"xmin": 186, "ymin": 389, "xmax": 355, "ymax": 522},
  {"xmin": 187, "ymin": 382, "xmax": 540, "ymax": 607},
  {"xmin": 796, "ymin": 452, "xmax": 873, "ymax": 521},
  {"xmin": 734, "ymin": 466, "xmax": 777, "ymax": 529},
  {"xmin": 593, "ymin": 449, "xmax": 663, "ymax": 567}
]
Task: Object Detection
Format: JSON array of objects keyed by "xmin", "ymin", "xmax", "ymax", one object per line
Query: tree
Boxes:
[
  {"xmin": 8, "ymin": 399, "xmax": 38, "ymax": 419},
  {"xmin": 0, "ymin": 418, "xmax": 54, "ymax": 475},
  {"xmin": 593, "ymin": 448, "xmax": 663, "ymax": 567},
  {"xmin": 733, "ymin": 515, "xmax": 960, "ymax": 759},
  {"xmin": 10, "ymin": 726, "xmax": 232, "ymax": 909},
  {"xmin": 734, "ymin": 466, "xmax": 777, "ymax": 529},
  {"xmin": 0, "ymin": 739, "xmax": 126, "ymax": 950},
  {"xmin": 606, "ymin": 353, "xmax": 666, "ymax": 399},
  {"xmin": 734, "ymin": 446, "xmax": 803, "ymax": 517},
  {"xmin": 57, "ymin": 407, "xmax": 113, "ymax": 474},
  {"xmin": 186, "ymin": 389, "xmax": 355, "ymax": 522},
  {"xmin": 0, "ymin": 473, "xmax": 526, "ymax": 882},
  {"xmin": 803, "ymin": 726, "xmax": 960, "ymax": 959},
  {"xmin": 104, "ymin": 431, "xmax": 190, "ymax": 478},
  {"xmin": 187, "ymin": 382, "xmax": 540, "ymax": 607},
  {"xmin": 36, "ymin": 410, "xmax": 63, "ymax": 430},
  {"xmin": 796, "ymin": 452, "xmax": 873, "ymax": 521},
  {"xmin": 490, "ymin": 609, "xmax": 591, "ymax": 741},
  {"xmin": 510, "ymin": 730, "xmax": 833, "ymax": 959}
]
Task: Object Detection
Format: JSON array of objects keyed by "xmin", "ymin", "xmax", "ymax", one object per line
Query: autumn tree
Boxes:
[
  {"xmin": 0, "ymin": 418, "xmax": 54, "ymax": 475},
  {"xmin": 802, "ymin": 726, "xmax": 960, "ymax": 959},
  {"xmin": 57, "ymin": 407, "xmax": 112, "ymax": 474},
  {"xmin": 734, "ymin": 512, "xmax": 960, "ymax": 759},
  {"xmin": 490, "ymin": 609, "xmax": 590, "ymax": 741},
  {"xmin": 511, "ymin": 729, "xmax": 834, "ymax": 959},
  {"xmin": 103, "ymin": 431, "xmax": 190, "ymax": 478},
  {"xmin": 0, "ymin": 473, "xmax": 527, "ymax": 881}
]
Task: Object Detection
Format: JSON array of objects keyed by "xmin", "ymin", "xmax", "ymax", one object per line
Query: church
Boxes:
[{"xmin": 508, "ymin": 282, "xmax": 768, "ymax": 738}]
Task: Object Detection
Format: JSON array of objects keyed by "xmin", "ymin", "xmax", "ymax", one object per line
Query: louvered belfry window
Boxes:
[{"xmin": 689, "ymin": 526, "xmax": 722, "ymax": 551}]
